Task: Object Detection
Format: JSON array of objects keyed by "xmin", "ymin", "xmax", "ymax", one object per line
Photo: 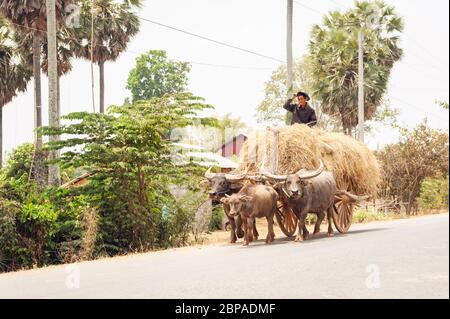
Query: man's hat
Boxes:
[{"xmin": 296, "ymin": 91, "xmax": 310, "ymax": 101}]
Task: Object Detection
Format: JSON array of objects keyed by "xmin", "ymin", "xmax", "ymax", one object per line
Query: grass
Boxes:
[{"xmin": 352, "ymin": 209, "xmax": 397, "ymax": 223}]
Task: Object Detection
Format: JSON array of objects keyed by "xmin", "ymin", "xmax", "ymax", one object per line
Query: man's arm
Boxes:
[
  {"xmin": 283, "ymin": 98, "xmax": 295, "ymax": 112},
  {"xmin": 308, "ymin": 108, "xmax": 317, "ymax": 127}
]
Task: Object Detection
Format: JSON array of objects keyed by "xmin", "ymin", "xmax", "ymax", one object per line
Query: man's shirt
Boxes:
[{"xmin": 283, "ymin": 99, "xmax": 317, "ymax": 126}]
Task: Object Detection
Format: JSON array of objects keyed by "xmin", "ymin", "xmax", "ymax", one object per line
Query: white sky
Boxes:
[{"xmin": 3, "ymin": 0, "xmax": 449, "ymax": 160}]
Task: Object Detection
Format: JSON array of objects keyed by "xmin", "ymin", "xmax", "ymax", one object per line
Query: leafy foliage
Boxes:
[
  {"xmin": 419, "ymin": 176, "xmax": 449, "ymax": 210},
  {"xmin": 126, "ymin": 50, "xmax": 191, "ymax": 103},
  {"xmin": 0, "ymin": 17, "xmax": 31, "ymax": 108},
  {"xmin": 41, "ymin": 93, "xmax": 215, "ymax": 253},
  {"xmin": 377, "ymin": 121, "xmax": 449, "ymax": 214},
  {"xmin": 70, "ymin": 0, "xmax": 141, "ymax": 65},
  {"xmin": 0, "ymin": 93, "xmax": 217, "ymax": 272},
  {"xmin": 256, "ymin": 57, "xmax": 343, "ymax": 131},
  {"xmin": 308, "ymin": 0, "xmax": 403, "ymax": 134}
]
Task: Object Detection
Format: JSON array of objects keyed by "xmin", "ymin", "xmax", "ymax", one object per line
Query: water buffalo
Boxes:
[
  {"xmin": 263, "ymin": 160, "xmax": 366, "ymax": 242},
  {"xmin": 220, "ymin": 184, "xmax": 278, "ymax": 246},
  {"xmin": 201, "ymin": 168, "xmax": 258, "ymax": 243}
]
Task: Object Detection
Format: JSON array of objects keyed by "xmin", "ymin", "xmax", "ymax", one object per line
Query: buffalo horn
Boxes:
[
  {"xmin": 297, "ymin": 159, "xmax": 324, "ymax": 180},
  {"xmin": 204, "ymin": 167, "xmax": 216, "ymax": 179},
  {"xmin": 261, "ymin": 170, "xmax": 287, "ymax": 182},
  {"xmin": 224, "ymin": 173, "xmax": 246, "ymax": 182},
  {"xmin": 335, "ymin": 190, "xmax": 369, "ymax": 203}
]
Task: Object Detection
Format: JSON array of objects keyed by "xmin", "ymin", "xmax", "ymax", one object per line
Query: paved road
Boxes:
[{"xmin": 0, "ymin": 213, "xmax": 448, "ymax": 299}]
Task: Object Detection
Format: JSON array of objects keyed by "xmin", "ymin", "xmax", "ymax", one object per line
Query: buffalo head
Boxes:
[
  {"xmin": 201, "ymin": 168, "xmax": 246, "ymax": 199},
  {"xmin": 263, "ymin": 160, "xmax": 324, "ymax": 199},
  {"xmin": 220, "ymin": 194, "xmax": 252, "ymax": 217}
]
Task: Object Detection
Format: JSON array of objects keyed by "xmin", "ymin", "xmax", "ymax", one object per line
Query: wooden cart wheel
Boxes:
[
  {"xmin": 332, "ymin": 194, "xmax": 355, "ymax": 233},
  {"xmin": 275, "ymin": 200, "xmax": 298, "ymax": 237}
]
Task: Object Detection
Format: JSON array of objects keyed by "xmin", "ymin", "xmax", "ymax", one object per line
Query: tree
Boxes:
[
  {"xmin": 13, "ymin": 25, "xmax": 77, "ymax": 184},
  {"xmin": 257, "ymin": 58, "xmax": 309, "ymax": 125},
  {"xmin": 419, "ymin": 176, "xmax": 449, "ymax": 210},
  {"xmin": 377, "ymin": 121, "xmax": 449, "ymax": 214},
  {"xmin": 308, "ymin": 0, "xmax": 403, "ymax": 134},
  {"xmin": 0, "ymin": 0, "xmax": 74, "ymax": 185},
  {"xmin": 72, "ymin": 0, "xmax": 140, "ymax": 113},
  {"xmin": 436, "ymin": 100, "xmax": 449, "ymax": 110},
  {"xmin": 0, "ymin": 18, "xmax": 32, "ymax": 168},
  {"xmin": 127, "ymin": 50, "xmax": 191, "ymax": 103},
  {"xmin": 19, "ymin": 26, "xmax": 76, "ymax": 115},
  {"xmin": 0, "ymin": 0, "xmax": 75, "ymax": 144},
  {"xmin": 41, "ymin": 92, "xmax": 215, "ymax": 252},
  {"xmin": 46, "ymin": 0, "xmax": 60, "ymax": 186}
]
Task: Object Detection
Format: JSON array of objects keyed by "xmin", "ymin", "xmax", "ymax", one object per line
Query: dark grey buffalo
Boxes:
[
  {"xmin": 201, "ymin": 168, "xmax": 257, "ymax": 243},
  {"xmin": 263, "ymin": 160, "xmax": 365, "ymax": 242}
]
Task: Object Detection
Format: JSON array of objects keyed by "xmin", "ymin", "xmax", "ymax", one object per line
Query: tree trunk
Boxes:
[
  {"xmin": 33, "ymin": 33, "xmax": 43, "ymax": 149},
  {"xmin": 0, "ymin": 106, "xmax": 3, "ymax": 168},
  {"xmin": 285, "ymin": 0, "xmax": 293, "ymax": 125},
  {"xmin": 57, "ymin": 74, "xmax": 61, "ymax": 117},
  {"xmin": 47, "ymin": 0, "xmax": 61, "ymax": 186},
  {"xmin": 342, "ymin": 118, "xmax": 351, "ymax": 136},
  {"xmin": 99, "ymin": 61, "xmax": 105, "ymax": 113},
  {"xmin": 32, "ymin": 33, "xmax": 48, "ymax": 187}
]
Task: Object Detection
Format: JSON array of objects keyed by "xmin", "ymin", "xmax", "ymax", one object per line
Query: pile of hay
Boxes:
[{"xmin": 235, "ymin": 124, "xmax": 380, "ymax": 196}]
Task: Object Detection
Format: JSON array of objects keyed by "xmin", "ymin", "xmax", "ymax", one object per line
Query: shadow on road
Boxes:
[{"xmin": 229, "ymin": 226, "xmax": 391, "ymax": 248}]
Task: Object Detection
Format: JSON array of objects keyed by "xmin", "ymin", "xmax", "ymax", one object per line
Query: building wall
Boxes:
[{"xmin": 220, "ymin": 135, "xmax": 247, "ymax": 159}]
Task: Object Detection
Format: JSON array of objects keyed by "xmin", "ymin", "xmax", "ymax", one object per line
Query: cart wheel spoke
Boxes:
[
  {"xmin": 275, "ymin": 200, "xmax": 297, "ymax": 237},
  {"xmin": 332, "ymin": 187, "xmax": 354, "ymax": 234}
]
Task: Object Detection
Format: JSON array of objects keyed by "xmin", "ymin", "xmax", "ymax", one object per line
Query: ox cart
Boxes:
[
  {"xmin": 205, "ymin": 125, "xmax": 378, "ymax": 240},
  {"xmin": 275, "ymin": 187, "xmax": 357, "ymax": 236},
  {"xmin": 245, "ymin": 174, "xmax": 358, "ymax": 237},
  {"xmin": 242, "ymin": 126, "xmax": 363, "ymax": 237}
]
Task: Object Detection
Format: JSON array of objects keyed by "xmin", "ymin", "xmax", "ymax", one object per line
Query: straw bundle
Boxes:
[{"xmin": 235, "ymin": 124, "xmax": 380, "ymax": 196}]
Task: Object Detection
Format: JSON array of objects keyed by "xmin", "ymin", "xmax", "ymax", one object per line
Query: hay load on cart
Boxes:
[{"xmin": 233, "ymin": 124, "xmax": 381, "ymax": 235}]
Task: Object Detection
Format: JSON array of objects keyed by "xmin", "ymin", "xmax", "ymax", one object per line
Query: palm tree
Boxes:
[
  {"xmin": 0, "ymin": 0, "xmax": 74, "ymax": 184},
  {"xmin": 19, "ymin": 26, "xmax": 75, "ymax": 120},
  {"xmin": 308, "ymin": 0, "xmax": 403, "ymax": 135},
  {"xmin": 73, "ymin": 0, "xmax": 140, "ymax": 113},
  {"xmin": 0, "ymin": 0, "xmax": 74, "ymax": 144},
  {"xmin": 0, "ymin": 18, "xmax": 32, "ymax": 167}
]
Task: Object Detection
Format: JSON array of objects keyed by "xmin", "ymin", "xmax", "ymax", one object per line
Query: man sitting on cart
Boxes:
[{"xmin": 283, "ymin": 91, "xmax": 317, "ymax": 127}]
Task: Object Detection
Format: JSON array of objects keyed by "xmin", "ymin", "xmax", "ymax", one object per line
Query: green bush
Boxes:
[
  {"xmin": 0, "ymin": 187, "xmax": 89, "ymax": 272},
  {"xmin": 209, "ymin": 206, "xmax": 225, "ymax": 231},
  {"xmin": 1, "ymin": 93, "xmax": 217, "ymax": 272},
  {"xmin": 419, "ymin": 176, "xmax": 449, "ymax": 209},
  {"xmin": 0, "ymin": 148, "xmax": 91, "ymax": 272},
  {"xmin": 352, "ymin": 209, "xmax": 394, "ymax": 223},
  {"xmin": 40, "ymin": 93, "xmax": 215, "ymax": 254},
  {"xmin": 305, "ymin": 214, "xmax": 317, "ymax": 225}
]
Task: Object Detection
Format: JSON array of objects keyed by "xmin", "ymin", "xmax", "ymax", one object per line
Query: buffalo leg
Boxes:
[
  {"xmin": 235, "ymin": 215, "xmax": 245, "ymax": 239},
  {"xmin": 242, "ymin": 217, "xmax": 249, "ymax": 246},
  {"xmin": 252, "ymin": 220, "xmax": 259, "ymax": 240},
  {"xmin": 246, "ymin": 216, "xmax": 255, "ymax": 245},
  {"xmin": 224, "ymin": 204, "xmax": 237, "ymax": 243},
  {"xmin": 292, "ymin": 208, "xmax": 308, "ymax": 240},
  {"xmin": 327, "ymin": 206, "xmax": 335, "ymax": 237},
  {"xmin": 302, "ymin": 224, "xmax": 309, "ymax": 239},
  {"xmin": 266, "ymin": 214, "xmax": 275, "ymax": 244},
  {"xmin": 313, "ymin": 211, "xmax": 325, "ymax": 236},
  {"xmin": 295, "ymin": 213, "xmax": 307, "ymax": 242}
]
